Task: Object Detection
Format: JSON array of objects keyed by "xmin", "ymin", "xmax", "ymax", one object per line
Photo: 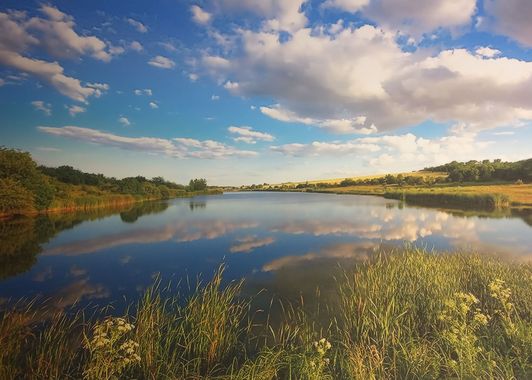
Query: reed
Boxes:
[{"xmin": 0, "ymin": 248, "xmax": 531, "ymax": 379}]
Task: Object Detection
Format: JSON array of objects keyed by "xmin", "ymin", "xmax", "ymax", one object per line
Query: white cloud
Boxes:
[
  {"xmin": 484, "ymin": 0, "xmax": 532, "ymax": 47},
  {"xmin": 189, "ymin": 73, "xmax": 199, "ymax": 81},
  {"xmin": 130, "ymin": 41, "xmax": 143, "ymax": 52},
  {"xmin": 475, "ymin": 46, "xmax": 501, "ymax": 58},
  {"xmin": 228, "ymin": 125, "xmax": 275, "ymax": 144},
  {"xmin": 210, "ymin": 0, "xmax": 307, "ymax": 33},
  {"xmin": 134, "ymin": 88, "xmax": 152, "ymax": 96},
  {"xmin": 190, "ymin": 5, "xmax": 212, "ymax": 25},
  {"xmin": 0, "ymin": 8, "xmax": 111, "ymax": 102},
  {"xmin": 261, "ymin": 105, "xmax": 377, "ymax": 134},
  {"xmin": 211, "ymin": 94, "xmax": 220, "ymax": 100},
  {"xmin": 127, "ymin": 18, "xmax": 148, "ymax": 33},
  {"xmin": 149, "ymin": 101, "xmax": 158, "ymax": 109},
  {"xmin": 202, "ymin": 24, "xmax": 532, "ymax": 135},
  {"xmin": 31, "ymin": 100, "xmax": 51, "ymax": 116},
  {"xmin": 323, "ymin": 0, "xmax": 476, "ymax": 37},
  {"xmin": 118, "ymin": 116, "xmax": 131, "ymax": 126},
  {"xmin": 148, "ymin": 55, "xmax": 175, "ymax": 69},
  {"xmin": 26, "ymin": 5, "xmax": 113, "ymax": 61},
  {"xmin": 271, "ymin": 131, "xmax": 494, "ymax": 173},
  {"xmin": 37, "ymin": 126, "xmax": 258, "ymax": 159},
  {"xmin": 158, "ymin": 41, "xmax": 177, "ymax": 52},
  {"xmin": 68, "ymin": 105, "xmax": 86, "ymax": 116},
  {"xmin": 492, "ymin": 131, "xmax": 515, "ymax": 136}
]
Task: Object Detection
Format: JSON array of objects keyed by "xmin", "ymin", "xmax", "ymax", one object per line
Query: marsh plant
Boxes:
[
  {"xmin": 0, "ymin": 249, "xmax": 531, "ymax": 379},
  {"xmin": 83, "ymin": 317, "xmax": 140, "ymax": 380}
]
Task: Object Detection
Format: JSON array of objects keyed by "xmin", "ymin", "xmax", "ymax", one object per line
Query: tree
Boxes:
[
  {"xmin": 0, "ymin": 147, "xmax": 54, "ymax": 210},
  {"xmin": 188, "ymin": 178, "xmax": 207, "ymax": 191},
  {"xmin": 0, "ymin": 178, "xmax": 35, "ymax": 215}
]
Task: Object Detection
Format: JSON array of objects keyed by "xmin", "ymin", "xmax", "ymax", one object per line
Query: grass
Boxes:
[
  {"xmin": 1, "ymin": 248, "xmax": 531, "ymax": 379},
  {"xmin": 304, "ymin": 183, "xmax": 532, "ymax": 209}
]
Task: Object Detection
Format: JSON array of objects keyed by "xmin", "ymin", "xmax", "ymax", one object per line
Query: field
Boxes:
[
  {"xmin": 305, "ymin": 183, "xmax": 532, "ymax": 208},
  {"xmin": 1, "ymin": 247, "xmax": 531, "ymax": 379},
  {"xmin": 275, "ymin": 170, "xmax": 447, "ymax": 187}
]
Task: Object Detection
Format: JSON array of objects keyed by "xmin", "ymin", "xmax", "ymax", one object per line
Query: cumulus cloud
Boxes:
[
  {"xmin": 484, "ymin": 0, "xmax": 532, "ymax": 47},
  {"xmin": 130, "ymin": 40, "xmax": 143, "ymax": 52},
  {"xmin": 190, "ymin": 5, "xmax": 212, "ymax": 25},
  {"xmin": 475, "ymin": 46, "xmax": 501, "ymax": 58},
  {"xmin": 148, "ymin": 55, "xmax": 175, "ymax": 69},
  {"xmin": 38, "ymin": 126, "xmax": 258, "ymax": 159},
  {"xmin": 118, "ymin": 116, "xmax": 131, "ymax": 126},
  {"xmin": 271, "ymin": 131, "xmax": 494, "ymax": 172},
  {"xmin": 127, "ymin": 18, "xmax": 148, "ymax": 33},
  {"xmin": 201, "ymin": 22, "xmax": 532, "ymax": 135},
  {"xmin": 228, "ymin": 125, "xmax": 274, "ymax": 144},
  {"xmin": 31, "ymin": 100, "xmax": 51, "ymax": 116},
  {"xmin": 209, "ymin": 0, "xmax": 307, "ymax": 32},
  {"xmin": 68, "ymin": 105, "xmax": 86, "ymax": 116},
  {"xmin": 323, "ymin": 0, "xmax": 476, "ymax": 37},
  {"xmin": 149, "ymin": 101, "xmax": 158, "ymax": 109},
  {"xmin": 0, "ymin": 7, "xmax": 111, "ymax": 102}
]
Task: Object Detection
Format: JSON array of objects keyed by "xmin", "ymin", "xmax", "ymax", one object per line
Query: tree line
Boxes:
[
  {"xmin": 0, "ymin": 147, "xmax": 209, "ymax": 215},
  {"xmin": 424, "ymin": 158, "xmax": 531, "ymax": 183}
]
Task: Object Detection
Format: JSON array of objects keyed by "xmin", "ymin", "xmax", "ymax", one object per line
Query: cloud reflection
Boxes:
[{"xmin": 230, "ymin": 236, "xmax": 275, "ymax": 253}]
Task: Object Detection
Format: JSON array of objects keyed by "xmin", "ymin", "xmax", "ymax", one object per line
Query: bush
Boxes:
[{"xmin": 0, "ymin": 178, "xmax": 35, "ymax": 215}]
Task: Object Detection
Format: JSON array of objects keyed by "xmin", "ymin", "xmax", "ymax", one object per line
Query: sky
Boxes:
[{"xmin": 1, "ymin": 0, "xmax": 531, "ymax": 186}]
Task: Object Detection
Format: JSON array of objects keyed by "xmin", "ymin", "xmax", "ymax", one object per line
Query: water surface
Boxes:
[{"xmin": 1, "ymin": 192, "xmax": 531, "ymax": 311}]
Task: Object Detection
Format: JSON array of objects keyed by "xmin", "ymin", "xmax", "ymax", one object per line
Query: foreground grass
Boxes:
[{"xmin": 1, "ymin": 248, "xmax": 531, "ymax": 379}]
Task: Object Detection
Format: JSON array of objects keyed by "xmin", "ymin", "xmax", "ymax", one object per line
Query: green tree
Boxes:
[
  {"xmin": 188, "ymin": 178, "xmax": 207, "ymax": 191},
  {"xmin": 0, "ymin": 178, "xmax": 35, "ymax": 215}
]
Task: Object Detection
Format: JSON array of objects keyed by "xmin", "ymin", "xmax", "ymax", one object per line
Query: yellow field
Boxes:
[{"xmin": 319, "ymin": 183, "xmax": 532, "ymax": 206}]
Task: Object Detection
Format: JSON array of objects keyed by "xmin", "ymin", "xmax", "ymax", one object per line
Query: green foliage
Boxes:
[
  {"xmin": 0, "ymin": 178, "xmax": 35, "ymax": 215},
  {"xmin": 384, "ymin": 191, "xmax": 511, "ymax": 210},
  {"xmin": 0, "ymin": 249, "xmax": 530, "ymax": 379},
  {"xmin": 188, "ymin": 178, "xmax": 208, "ymax": 191},
  {"xmin": 425, "ymin": 158, "xmax": 532, "ymax": 183},
  {"xmin": 0, "ymin": 147, "xmax": 54, "ymax": 211}
]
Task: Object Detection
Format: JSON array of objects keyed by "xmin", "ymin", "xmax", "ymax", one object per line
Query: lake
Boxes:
[{"xmin": 1, "ymin": 192, "xmax": 531, "ymax": 311}]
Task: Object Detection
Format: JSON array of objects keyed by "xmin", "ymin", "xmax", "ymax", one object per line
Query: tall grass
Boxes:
[
  {"xmin": 384, "ymin": 191, "xmax": 511, "ymax": 210},
  {"xmin": 1, "ymin": 249, "xmax": 531, "ymax": 379}
]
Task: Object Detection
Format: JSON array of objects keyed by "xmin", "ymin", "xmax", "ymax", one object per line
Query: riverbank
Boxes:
[
  {"xmin": 1, "ymin": 248, "xmax": 530, "ymax": 379},
  {"xmin": 255, "ymin": 183, "xmax": 532, "ymax": 211},
  {"xmin": 0, "ymin": 189, "xmax": 223, "ymax": 219}
]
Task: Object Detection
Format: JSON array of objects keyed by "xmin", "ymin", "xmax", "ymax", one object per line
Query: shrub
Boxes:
[{"xmin": 0, "ymin": 178, "xmax": 35, "ymax": 215}]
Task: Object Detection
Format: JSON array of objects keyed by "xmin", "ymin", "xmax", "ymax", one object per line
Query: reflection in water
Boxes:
[
  {"xmin": 0, "ymin": 193, "xmax": 531, "ymax": 311},
  {"xmin": 0, "ymin": 201, "xmax": 169, "ymax": 279},
  {"xmin": 43, "ymin": 220, "xmax": 258, "ymax": 256},
  {"xmin": 189, "ymin": 201, "xmax": 207, "ymax": 211},
  {"xmin": 120, "ymin": 201, "xmax": 169, "ymax": 223},
  {"xmin": 230, "ymin": 236, "xmax": 276, "ymax": 253},
  {"xmin": 262, "ymin": 241, "xmax": 378, "ymax": 272}
]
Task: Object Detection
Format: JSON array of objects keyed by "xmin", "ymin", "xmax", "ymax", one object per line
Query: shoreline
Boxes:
[{"xmin": 0, "ymin": 189, "xmax": 223, "ymax": 220}]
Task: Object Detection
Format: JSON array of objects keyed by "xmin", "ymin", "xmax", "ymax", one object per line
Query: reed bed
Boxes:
[{"xmin": 1, "ymin": 248, "xmax": 531, "ymax": 379}]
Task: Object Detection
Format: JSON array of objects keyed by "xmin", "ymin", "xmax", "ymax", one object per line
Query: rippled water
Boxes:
[{"xmin": 1, "ymin": 192, "xmax": 531, "ymax": 311}]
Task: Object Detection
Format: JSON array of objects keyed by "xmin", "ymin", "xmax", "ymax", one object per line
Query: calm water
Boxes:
[{"xmin": 1, "ymin": 192, "xmax": 531, "ymax": 311}]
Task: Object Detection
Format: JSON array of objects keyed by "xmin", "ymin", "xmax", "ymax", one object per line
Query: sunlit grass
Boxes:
[{"xmin": 1, "ymin": 248, "xmax": 531, "ymax": 379}]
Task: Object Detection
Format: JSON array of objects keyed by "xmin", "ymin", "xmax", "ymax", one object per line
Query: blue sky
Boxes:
[{"xmin": 1, "ymin": 0, "xmax": 531, "ymax": 185}]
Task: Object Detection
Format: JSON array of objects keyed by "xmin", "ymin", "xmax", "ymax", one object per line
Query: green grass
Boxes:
[{"xmin": 1, "ymin": 248, "xmax": 531, "ymax": 379}]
